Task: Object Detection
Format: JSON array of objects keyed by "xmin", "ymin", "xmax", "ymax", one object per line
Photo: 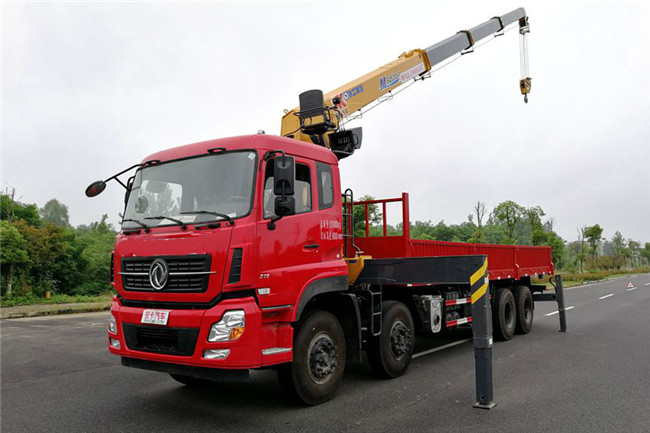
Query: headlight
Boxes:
[
  {"xmin": 108, "ymin": 315, "xmax": 117, "ymax": 334},
  {"xmin": 208, "ymin": 310, "xmax": 245, "ymax": 342}
]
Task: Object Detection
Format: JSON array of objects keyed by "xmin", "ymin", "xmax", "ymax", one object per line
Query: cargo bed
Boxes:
[{"xmin": 347, "ymin": 194, "xmax": 554, "ymax": 281}]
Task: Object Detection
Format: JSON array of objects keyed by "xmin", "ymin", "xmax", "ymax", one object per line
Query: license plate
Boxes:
[{"xmin": 141, "ymin": 309, "xmax": 170, "ymax": 326}]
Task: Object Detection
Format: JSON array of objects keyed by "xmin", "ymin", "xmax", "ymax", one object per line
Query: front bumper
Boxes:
[
  {"xmin": 121, "ymin": 356, "xmax": 250, "ymax": 381},
  {"xmin": 107, "ymin": 296, "xmax": 293, "ymax": 369}
]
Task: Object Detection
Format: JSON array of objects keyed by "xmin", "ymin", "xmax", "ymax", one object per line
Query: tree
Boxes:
[
  {"xmin": 544, "ymin": 217, "xmax": 556, "ymax": 232},
  {"xmin": 348, "ymin": 195, "xmax": 381, "ymax": 237},
  {"xmin": 611, "ymin": 231, "xmax": 626, "ymax": 269},
  {"xmin": 411, "ymin": 220, "xmax": 435, "ymax": 240},
  {"xmin": 584, "ymin": 224, "xmax": 604, "ymax": 267},
  {"xmin": 75, "ymin": 215, "xmax": 117, "ymax": 294},
  {"xmin": 641, "ymin": 243, "xmax": 650, "ymax": 264},
  {"xmin": 492, "ymin": 201, "xmax": 524, "ymax": 244},
  {"xmin": 467, "ymin": 201, "xmax": 487, "ymax": 243},
  {"xmin": 455, "ymin": 221, "xmax": 477, "ymax": 242},
  {"xmin": 1, "ymin": 188, "xmax": 40, "ymax": 226},
  {"xmin": 467, "ymin": 226, "xmax": 486, "ymax": 243},
  {"xmin": 544, "ymin": 231, "xmax": 566, "ymax": 269},
  {"xmin": 431, "ymin": 220, "xmax": 455, "ymax": 241},
  {"xmin": 627, "ymin": 240, "xmax": 640, "ymax": 267},
  {"xmin": 13, "ymin": 220, "xmax": 68, "ymax": 294},
  {"xmin": 40, "ymin": 198, "xmax": 70, "ymax": 227},
  {"xmin": 474, "ymin": 201, "xmax": 486, "ymax": 229},
  {"xmin": 0, "ymin": 221, "xmax": 30, "ymax": 296},
  {"xmin": 525, "ymin": 206, "xmax": 546, "ymax": 245},
  {"xmin": 576, "ymin": 227, "xmax": 587, "ymax": 273},
  {"xmin": 482, "ymin": 223, "xmax": 507, "ymax": 244}
]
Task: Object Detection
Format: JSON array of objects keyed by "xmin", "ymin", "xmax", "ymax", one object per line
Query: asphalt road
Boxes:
[{"xmin": 2, "ymin": 274, "xmax": 650, "ymax": 433}]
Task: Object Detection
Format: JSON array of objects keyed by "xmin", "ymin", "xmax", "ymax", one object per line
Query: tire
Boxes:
[
  {"xmin": 169, "ymin": 374, "xmax": 212, "ymax": 387},
  {"xmin": 277, "ymin": 310, "xmax": 346, "ymax": 405},
  {"xmin": 493, "ymin": 288, "xmax": 516, "ymax": 341},
  {"xmin": 513, "ymin": 285, "xmax": 534, "ymax": 334},
  {"xmin": 367, "ymin": 301, "xmax": 415, "ymax": 379}
]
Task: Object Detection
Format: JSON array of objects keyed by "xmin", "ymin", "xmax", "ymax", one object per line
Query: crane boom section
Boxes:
[
  {"xmin": 280, "ymin": 8, "xmax": 529, "ymax": 155},
  {"xmin": 281, "ymin": 49, "xmax": 429, "ymax": 143}
]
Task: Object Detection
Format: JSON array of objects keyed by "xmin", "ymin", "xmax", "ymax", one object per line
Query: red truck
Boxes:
[{"xmin": 87, "ymin": 9, "xmax": 547, "ymax": 405}]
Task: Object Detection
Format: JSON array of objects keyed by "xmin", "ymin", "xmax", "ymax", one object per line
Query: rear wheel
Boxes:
[
  {"xmin": 278, "ymin": 310, "xmax": 346, "ymax": 405},
  {"xmin": 367, "ymin": 301, "xmax": 415, "ymax": 379},
  {"xmin": 513, "ymin": 285, "xmax": 534, "ymax": 334},
  {"xmin": 493, "ymin": 288, "xmax": 516, "ymax": 341}
]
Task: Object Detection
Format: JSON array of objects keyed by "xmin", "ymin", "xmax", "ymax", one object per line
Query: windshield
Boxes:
[{"xmin": 123, "ymin": 151, "xmax": 257, "ymax": 229}]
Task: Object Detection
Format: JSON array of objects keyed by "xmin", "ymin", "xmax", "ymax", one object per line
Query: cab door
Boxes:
[{"xmin": 255, "ymin": 157, "xmax": 323, "ymax": 308}]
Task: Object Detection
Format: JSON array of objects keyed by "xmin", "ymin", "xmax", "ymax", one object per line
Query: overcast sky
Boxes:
[{"xmin": 2, "ymin": 1, "xmax": 649, "ymax": 243}]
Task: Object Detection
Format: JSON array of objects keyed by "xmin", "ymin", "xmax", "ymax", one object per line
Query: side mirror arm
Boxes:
[
  {"xmin": 267, "ymin": 216, "xmax": 281, "ymax": 231},
  {"xmin": 85, "ymin": 159, "xmax": 160, "ymax": 198}
]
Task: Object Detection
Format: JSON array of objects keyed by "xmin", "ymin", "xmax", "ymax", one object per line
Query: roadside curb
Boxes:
[
  {"xmin": 0, "ymin": 302, "xmax": 111, "ymax": 320},
  {"xmin": 536, "ymin": 273, "xmax": 644, "ymax": 291}
]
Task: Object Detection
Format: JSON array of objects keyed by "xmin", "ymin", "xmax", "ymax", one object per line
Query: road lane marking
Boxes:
[
  {"xmin": 599, "ymin": 294, "xmax": 614, "ymax": 300},
  {"xmin": 413, "ymin": 338, "xmax": 472, "ymax": 359},
  {"xmin": 559, "ymin": 273, "xmax": 650, "ymax": 291},
  {"xmin": 644, "ymin": 283, "xmax": 650, "ymax": 286},
  {"xmin": 544, "ymin": 306, "xmax": 575, "ymax": 316},
  {"xmin": 627, "ymin": 287, "xmax": 637, "ymax": 291}
]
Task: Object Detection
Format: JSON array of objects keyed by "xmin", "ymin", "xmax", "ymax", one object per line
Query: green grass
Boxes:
[{"xmin": 0, "ymin": 292, "xmax": 114, "ymax": 308}]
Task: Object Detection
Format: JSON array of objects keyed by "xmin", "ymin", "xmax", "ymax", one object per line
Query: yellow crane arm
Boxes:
[
  {"xmin": 281, "ymin": 8, "xmax": 530, "ymax": 158},
  {"xmin": 280, "ymin": 49, "xmax": 430, "ymax": 144}
]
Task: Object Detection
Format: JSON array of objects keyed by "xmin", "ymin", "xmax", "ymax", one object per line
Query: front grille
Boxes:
[
  {"xmin": 121, "ymin": 255, "xmax": 212, "ymax": 292},
  {"xmin": 122, "ymin": 324, "xmax": 199, "ymax": 356}
]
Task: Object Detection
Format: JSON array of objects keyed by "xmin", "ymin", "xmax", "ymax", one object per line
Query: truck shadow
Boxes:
[{"xmin": 139, "ymin": 328, "xmax": 477, "ymax": 415}]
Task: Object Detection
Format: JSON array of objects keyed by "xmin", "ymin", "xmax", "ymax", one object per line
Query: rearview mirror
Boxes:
[
  {"xmin": 268, "ymin": 153, "xmax": 295, "ymax": 230},
  {"xmin": 85, "ymin": 180, "xmax": 106, "ymax": 197},
  {"xmin": 274, "ymin": 196, "xmax": 295, "ymax": 217},
  {"xmin": 273, "ymin": 155, "xmax": 295, "ymax": 196}
]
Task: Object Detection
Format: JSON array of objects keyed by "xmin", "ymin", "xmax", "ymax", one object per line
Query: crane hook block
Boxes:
[{"xmin": 519, "ymin": 77, "xmax": 532, "ymax": 103}]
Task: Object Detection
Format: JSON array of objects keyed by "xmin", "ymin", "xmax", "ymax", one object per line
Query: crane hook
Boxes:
[{"xmin": 519, "ymin": 77, "xmax": 532, "ymax": 104}]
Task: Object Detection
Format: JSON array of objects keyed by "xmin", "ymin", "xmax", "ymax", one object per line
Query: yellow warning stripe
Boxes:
[
  {"xmin": 470, "ymin": 258, "xmax": 488, "ymax": 287},
  {"xmin": 471, "ymin": 282, "xmax": 488, "ymax": 304}
]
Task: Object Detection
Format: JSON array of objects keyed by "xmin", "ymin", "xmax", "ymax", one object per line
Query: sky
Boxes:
[{"xmin": 2, "ymin": 1, "xmax": 649, "ymax": 244}]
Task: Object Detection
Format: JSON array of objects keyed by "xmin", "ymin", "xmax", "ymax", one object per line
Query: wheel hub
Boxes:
[
  {"xmin": 390, "ymin": 320, "xmax": 412, "ymax": 359},
  {"xmin": 308, "ymin": 334, "xmax": 338, "ymax": 384}
]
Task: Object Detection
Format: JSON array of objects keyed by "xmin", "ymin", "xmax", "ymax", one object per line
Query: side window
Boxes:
[
  {"xmin": 264, "ymin": 161, "xmax": 312, "ymax": 218},
  {"xmin": 316, "ymin": 162, "xmax": 334, "ymax": 210}
]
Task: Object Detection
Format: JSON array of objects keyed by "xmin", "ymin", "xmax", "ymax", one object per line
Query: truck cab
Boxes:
[{"xmin": 108, "ymin": 134, "xmax": 348, "ymax": 372}]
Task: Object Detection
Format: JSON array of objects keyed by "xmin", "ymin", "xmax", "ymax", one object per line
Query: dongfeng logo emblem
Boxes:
[{"xmin": 149, "ymin": 259, "xmax": 169, "ymax": 290}]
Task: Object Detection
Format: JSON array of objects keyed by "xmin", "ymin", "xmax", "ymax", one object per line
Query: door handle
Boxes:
[{"xmin": 304, "ymin": 243, "xmax": 319, "ymax": 250}]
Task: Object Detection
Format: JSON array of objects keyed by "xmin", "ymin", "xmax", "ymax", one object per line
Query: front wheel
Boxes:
[
  {"xmin": 278, "ymin": 310, "xmax": 346, "ymax": 405},
  {"xmin": 367, "ymin": 301, "xmax": 415, "ymax": 379}
]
